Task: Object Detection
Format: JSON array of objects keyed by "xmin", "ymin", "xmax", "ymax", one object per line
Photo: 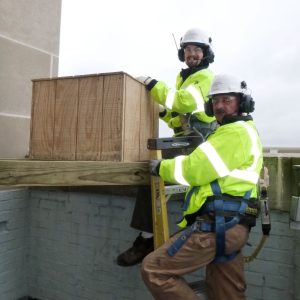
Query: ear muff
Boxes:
[
  {"xmin": 178, "ymin": 48, "xmax": 185, "ymax": 62},
  {"xmin": 204, "ymin": 99, "xmax": 214, "ymax": 117},
  {"xmin": 205, "ymin": 47, "xmax": 215, "ymax": 63},
  {"xmin": 239, "ymin": 94, "xmax": 255, "ymax": 114},
  {"xmin": 205, "ymin": 93, "xmax": 255, "ymax": 117},
  {"xmin": 178, "ymin": 46, "xmax": 214, "ymax": 64}
]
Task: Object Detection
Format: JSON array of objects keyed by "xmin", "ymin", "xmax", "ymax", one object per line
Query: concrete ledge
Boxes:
[{"xmin": 263, "ymin": 156, "xmax": 300, "ymax": 211}]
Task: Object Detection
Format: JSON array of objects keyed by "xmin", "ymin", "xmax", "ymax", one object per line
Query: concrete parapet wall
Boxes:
[{"xmin": 263, "ymin": 155, "xmax": 300, "ymax": 211}]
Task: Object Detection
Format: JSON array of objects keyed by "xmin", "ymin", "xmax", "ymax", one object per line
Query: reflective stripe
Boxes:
[
  {"xmin": 185, "ymin": 85, "xmax": 204, "ymax": 112},
  {"xmin": 200, "ymin": 142, "xmax": 229, "ymax": 177},
  {"xmin": 165, "ymin": 86, "xmax": 204, "ymax": 112},
  {"xmin": 229, "ymin": 169, "xmax": 259, "ymax": 184},
  {"xmin": 238, "ymin": 121, "xmax": 260, "ymax": 171},
  {"xmin": 174, "ymin": 156, "xmax": 190, "ymax": 186},
  {"xmin": 199, "ymin": 122, "xmax": 261, "ymax": 184},
  {"xmin": 230, "ymin": 122, "xmax": 261, "ymax": 184},
  {"xmin": 165, "ymin": 90, "xmax": 176, "ymax": 110}
]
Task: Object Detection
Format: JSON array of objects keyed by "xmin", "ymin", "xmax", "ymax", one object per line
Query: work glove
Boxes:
[
  {"xmin": 149, "ymin": 159, "xmax": 162, "ymax": 176},
  {"xmin": 136, "ymin": 76, "xmax": 153, "ymax": 85},
  {"xmin": 159, "ymin": 104, "xmax": 166, "ymax": 113}
]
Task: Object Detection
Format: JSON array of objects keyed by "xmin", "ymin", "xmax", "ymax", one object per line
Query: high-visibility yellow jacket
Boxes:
[
  {"xmin": 159, "ymin": 119, "xmax": 263, "ymax": 228},
  {"xmin": 150, "ymin": 68, "xmax": 216, "ymax": 132}
]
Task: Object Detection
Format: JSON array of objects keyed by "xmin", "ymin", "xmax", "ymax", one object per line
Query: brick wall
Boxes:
[{"xmin": 0, "ymin": 188, "xmax": 299, "ymax": 299}]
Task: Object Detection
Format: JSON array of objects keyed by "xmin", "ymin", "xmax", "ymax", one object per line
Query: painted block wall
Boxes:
[
  {"xmin": 27, "ymin": 189, "xmax": 299, "ymax": 300},
  {"xmin": 0, "ymin": 189, "xmax": 29, "ymax": 299},
  {"xmin": 0, "ymin": 188, "xmax": 299, "ymax": 299},
  {"xmin": 27, "ymin": 188, "xmax": 187, "ymax": 300}
]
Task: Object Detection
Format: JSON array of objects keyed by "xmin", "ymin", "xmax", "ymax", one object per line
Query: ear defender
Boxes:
[
  {"xmin": 178, "ymin": 46, "xmax": 214, "ymax": 63},
  {"xmin": 239, "ymin": 94, "xmax": 255, "ymax": 114},
  {"xmin": 239, "ymin": 81, "xmax": 255, "ymax": 113},
  {"xmin": 205, "ymin": 47, "xmax": 215, "ymax": 63},
  {"xmin": 204, "ymin": 99, "xmax": 214, "ymax": 117},
  {"xmin": 205, "ymin": 93, "xmax": 255, "ymax": 117},
  {"xmin": 178, "ymin": 48, "xmax": 185, "ymax": 62}
]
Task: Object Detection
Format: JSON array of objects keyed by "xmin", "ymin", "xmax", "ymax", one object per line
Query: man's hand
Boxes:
[
  {"xmin": 149, "ymin": 159, "xmax": 161, "ymax": 176},
  {"xmin": 159, "ymin": 104, "xmax": 166, "ymax": 113},
  {"xmin": 136, "ymin": 76, "xmax": 153, "ymax": 85}
]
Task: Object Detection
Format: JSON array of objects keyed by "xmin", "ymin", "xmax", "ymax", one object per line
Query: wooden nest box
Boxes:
[{"xmin": 29, "ymin": 72, "xmax": 159, "ymax": 161}]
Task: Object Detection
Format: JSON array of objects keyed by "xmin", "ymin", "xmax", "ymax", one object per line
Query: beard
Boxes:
[{"xmin": 185, "ymin": 57, "xmax": 202, "ymax": 68}]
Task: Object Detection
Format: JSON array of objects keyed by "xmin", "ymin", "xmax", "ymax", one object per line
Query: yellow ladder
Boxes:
[
  {"xmin": 148, "ymin": 137, "xmax": 207, "ymax": 297},
  {"xmin": 149, "ymin": 147, "xmax": 169, "ymax": 249},
  {"xmin": 148, "ymin": 136, "xmax": 202, "ymax": 248}
]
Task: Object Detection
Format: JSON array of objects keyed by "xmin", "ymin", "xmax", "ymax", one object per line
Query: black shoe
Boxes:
[{"xmin": 117, "ymin": 233, "xmax": 154, "ymax": 266}]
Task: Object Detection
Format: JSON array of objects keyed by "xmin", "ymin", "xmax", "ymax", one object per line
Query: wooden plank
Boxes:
[
  {"xmin": 152, "ymin": 95, "xmax": 159, "ymax": 139},
  {"xmin": 30, "ymin": 72, "xmax": 158, "ymax": 162},
  {"xmin": 53, "ymin": 78, "xmax": 79, "ymax": 160},
  {"xmin": 76, "ymin": 76, "xmax": 104, "ymax": 160},
  {"xmin": 0, "ymin": 160, "xmax": 149, "ymax": 186},
  {"xmin": 29, "ymin": 80, "xmax": 56, "ymax": 159},
  {"xmin": 31, "ymin": 71, "xmax": 134, "ymax": 82},
  {"xmin": 100, "ymin": 74, "xmax": 124, "ymax": 161},
  {"xmin": 123, "ymin": 75, "xmax": 141, "ymax": 161}
]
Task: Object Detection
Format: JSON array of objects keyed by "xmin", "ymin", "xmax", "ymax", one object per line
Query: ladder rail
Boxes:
[
  {"xmin": 149, "ymin": 136, "xmax": 202, "ymax": 248},
  {"xmin": 148, "ymin": 137, "xmax": 209, "ymax": 298},
  {"xmin": 150, "ymin": 149, "xmax": 169, "ymax": 249}
]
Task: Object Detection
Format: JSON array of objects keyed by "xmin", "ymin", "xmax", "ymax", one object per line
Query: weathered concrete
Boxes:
[{"xmin": 263, "ymin": 155, "xmax": 300, "ymax": 211}]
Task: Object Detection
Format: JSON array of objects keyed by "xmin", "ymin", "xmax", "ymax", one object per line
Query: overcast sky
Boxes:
[{"xmin": 59, "ymin": 0, "xmax": 300, "ymax": 148}]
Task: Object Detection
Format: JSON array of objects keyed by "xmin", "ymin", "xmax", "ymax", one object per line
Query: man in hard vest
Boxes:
[
  {"xmin": 117, "ymin": 28, "xmax": 217, "ymax": 267},
  {"xmin": 141, "ymin": 73, "xmax": 263, "ymax": 300}
]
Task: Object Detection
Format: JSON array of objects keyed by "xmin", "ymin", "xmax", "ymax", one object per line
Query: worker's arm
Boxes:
[{"xmin": 159, "ymin": 122, "xmax": 257, "ymax": 186}]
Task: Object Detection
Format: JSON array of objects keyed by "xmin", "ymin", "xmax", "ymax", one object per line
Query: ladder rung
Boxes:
[{"xmin": 164, "ymin": 185, "xmax": 189, "ymax": 196}]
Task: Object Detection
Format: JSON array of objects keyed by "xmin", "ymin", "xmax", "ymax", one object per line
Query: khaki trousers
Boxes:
[
  {"xmin": 206, "ymin": 252, "xmax": 246, "ymax": 300},
  {"xmin": 141, "ymin": 224, "xmax": 249, "ymax": 300}
]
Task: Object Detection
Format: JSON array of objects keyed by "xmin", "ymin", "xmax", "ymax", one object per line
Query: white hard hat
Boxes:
[
  {"xmin": 208, "ymin": 74, "xmax": 244, "ymax": 96},
  {"xmin": 180, "ymin": 28, "xmax": 212, "ymax": 47}
]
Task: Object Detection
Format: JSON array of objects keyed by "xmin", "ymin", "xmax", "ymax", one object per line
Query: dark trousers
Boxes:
[
  {"xmin": 129, "ymin": 147, "xmax": 194, "ymax": 234},
  {"xmin": 130, "ymin": 185, "xmax": 153, "ymax": 233}
]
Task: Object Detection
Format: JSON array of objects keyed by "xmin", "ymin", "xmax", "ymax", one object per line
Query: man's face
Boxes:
[
  {"xmin": 184, "ymin": 45, "xmax": 204, "ymax": 68},
  {"xmin": 212, "ymin": 94, "xmax": 240, "ymax": 123}
]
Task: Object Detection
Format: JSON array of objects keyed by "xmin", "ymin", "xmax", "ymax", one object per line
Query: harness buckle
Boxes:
[{"xmin": 194, "ymin": 216, "xmax": 214, "ymax": 232}]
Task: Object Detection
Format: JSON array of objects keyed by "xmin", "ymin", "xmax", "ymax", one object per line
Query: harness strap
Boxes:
[
  {"xmin": 202, "ymin": 199, "xmax": 257, "ymax": 216},
  {"xmin": 167, "ymin": 180, "xmax": 252, "ymax": 263},
  {"xmin": 181, "ymin": 186, "xmax": 198, "ymax": 211},
  {"xmin": 214, "ymin": 198, "xmax": 225, "ymax": 257},
  {"xmin": 211, "ymin": 180, "xmax": 251, "ymax": 263},
  {"xmin": 167, "ymin": 219, "xmax": 214, "ymax": 257}
]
